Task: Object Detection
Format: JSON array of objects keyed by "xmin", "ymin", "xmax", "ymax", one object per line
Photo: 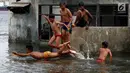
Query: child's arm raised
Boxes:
[{"xmin": 42, "ymin": 15, "xmax": 52, "ymax": 24}]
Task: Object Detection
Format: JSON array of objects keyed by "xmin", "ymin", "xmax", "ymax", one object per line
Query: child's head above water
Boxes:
[
  {"xmin": 102, "ymin": 41, "xmax": 108, "ymax": 48},
  {"xmin": 26, "ymin": 45, "xmax": 33, "ymax": 52}
]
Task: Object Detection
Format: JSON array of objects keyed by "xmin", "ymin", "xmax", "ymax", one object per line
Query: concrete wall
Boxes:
[
  {"xmin": 9, "ymin": 0, "xmax": 39, "ymax": 43},
  {"xmin": 70, "ymin": 27, "xmax": 130, "ymax": 56},
  {"xmin": 9, "ymin": 0, "xmax": 61, "ymax": 43}
]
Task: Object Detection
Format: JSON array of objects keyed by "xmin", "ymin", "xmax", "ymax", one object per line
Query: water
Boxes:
[
  {"xmin": 85, "ymin": 42, "xmax": 94, "ymax": 60},
  {"xmin": 0, "ymin": 11, "xmax": 130, "ymax": 73}
]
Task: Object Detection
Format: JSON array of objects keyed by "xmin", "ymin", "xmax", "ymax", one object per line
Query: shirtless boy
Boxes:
[
  {"xmin": 42, "ymin": 14, "xmax": 69, "ymax": 49},
  {"xmin": 96, "ymin": 41, "xmax": 112, "ymax": 63},
  {"xmin": 12, "ymin": 41, "xmax": 75, "ymax": 60},
  {"xmin": 60, "ymin": 2, "xmax": 73, "ymax": 42},
  {"xmin": 74, "ymin": 2, "xmax": 93, "ymax": 29}
]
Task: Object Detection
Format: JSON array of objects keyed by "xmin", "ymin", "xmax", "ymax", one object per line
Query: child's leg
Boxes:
[
  {"xmin": 62, "ymin": 29, "xmax": 66, "ymax": 42},
  {"xmin": 55, "ymin": 36, "xmax": 61, "ymax": 49},
  {"xmin": 66, "ymin": 32, "xmax": 70, "ymax": 42},
  {"xmin": 66, "ymin": 44, "xmax": 77, "ymax": 54},
  {"xmin": 57, "ymin": 41, "xmax": 70, "ymax": 54},
  {"xmin": 48, "ymin": 35, "xmax": 56, "ymax": 48},
  {"xmin": 62, "ymin": 30, "xmax": 70, "ymax": 43},
  {"xmin": 49, "ymin": 52, "xmax": 59, "ymax": 58},
  {"xmin": 48, "ymin": 35, "xmax": 55, "ymax": 44},
  {"xmin": 58, "ymin": 41, "xmax": 70, "ymax": 48}
]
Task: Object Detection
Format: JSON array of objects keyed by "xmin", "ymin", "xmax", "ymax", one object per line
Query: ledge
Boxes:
[{"xmin": 7, "ymin": 2, "xmax": 31, "ymax": 14}]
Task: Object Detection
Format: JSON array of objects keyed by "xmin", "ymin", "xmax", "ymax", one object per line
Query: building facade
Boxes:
[{"xmin": 8, "ymin": 0, "xmax": 130, "ymax": 53}]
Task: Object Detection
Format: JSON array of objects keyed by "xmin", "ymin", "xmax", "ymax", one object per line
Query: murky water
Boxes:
[{"xmin": 0, "ymin": 11, "xmax": 130, "ymax": 73}]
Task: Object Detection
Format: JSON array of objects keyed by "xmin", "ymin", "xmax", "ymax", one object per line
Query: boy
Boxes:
[
  {"xmin": 74, "ymin": 2, "xmax": 93, "ymax": 29},
  {"xmin": 42, "ymin": 14, "xmax": 69, "ymax": 50},
  {"xmin": 60, "ymin": 2, "xmax": 73, "ymax": 42},
  {"xmin": 96, "ymin": 41, "xmax": 112, "ymax": 63},
  {"xmin": 12, "ymin": 41, "xmax": 76, "ymax": 60}
]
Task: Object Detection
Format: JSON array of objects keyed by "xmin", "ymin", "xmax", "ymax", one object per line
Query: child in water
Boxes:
[
  {"xmin": 12, "ymin": 41, "xmax": 76, "ymax": 60},
  {"xmin": 96, "ymin": 41, "xmax": 112, "ymax": 63}
]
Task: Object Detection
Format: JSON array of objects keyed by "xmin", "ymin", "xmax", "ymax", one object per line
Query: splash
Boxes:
[
  {"xmin": 74, "ymin": 52, "xmax": 85, "ymax": 59},
  {"xmin": 86, "ymin": 48, "xmax": 94, "ymax": 60},
  {"xmin": 69, "ymin": 46, "xmax": 85, "ymax": 59},
  {"xmin": 85, "ymin": 42, "xmax": 94, "ymax": 60},
  {"xmin": 71, "ymin": 37, "xmax": 94, "ymax": 60}
]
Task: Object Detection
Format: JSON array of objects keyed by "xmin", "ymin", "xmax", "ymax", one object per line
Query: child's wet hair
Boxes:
[
  {"xmin": 78, "ymin": 2, "xmax": 84, "ymax": 7},
  {"xmin": 102, "ymin": 41, "xmax": 108, "ymax": 48},
  {"xmin": 26, "ymin": 45, "xmax": 33, "ymax": 51},
  {"xmin": 59, "ymin": 2, "xmax": 66, "ymax": 6},
  {"xmin": 49, "ymin": 14, "xmax": 55, "ymax": 19}
]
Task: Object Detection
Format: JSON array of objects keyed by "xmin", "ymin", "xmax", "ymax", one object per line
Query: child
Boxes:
[
  {"xmin": 96, "ymin": 41, "xmax": 112, "ymax": 63},
  {"xmin": 12, "ymin": 41, "xmax": 76, "ymax": 60},
  {"xmin": 60, "ymin": 2, "xmax": 73, "ymax": 42},
  {"xmin": 42, "ymin": 14, "xmax": 69, "ymax": 50},
  {"xmin": 74, "ymin": 2, "xmax": 93, "ymax": 29}
]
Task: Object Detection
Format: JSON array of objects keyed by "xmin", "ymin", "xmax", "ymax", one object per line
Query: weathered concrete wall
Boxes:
[
  {"xmin": 9, "ymin": 0, "xmax": 60, "ymax": 43},
  {"xmin": 70, "ymin": 27, "xmax": 130, "ymax": 56},
  {"xmin": 9, "ymin": 0, "xmax": 39, "ymax": 43}
]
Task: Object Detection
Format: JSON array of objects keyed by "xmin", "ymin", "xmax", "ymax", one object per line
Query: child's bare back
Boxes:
[
  {"xmin": 98, "ymin": 48, "xmax": 111, "ymax": 61},
  {"xmin": 97, "ymin": 41, "xmax": 112, "ymax": 63}
]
